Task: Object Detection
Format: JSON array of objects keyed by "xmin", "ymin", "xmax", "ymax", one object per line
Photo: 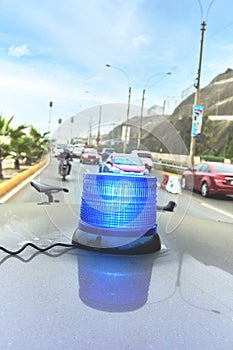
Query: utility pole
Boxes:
[
  {"xmin": 189, "ymin": 21, "xmax": 206, "ymax": 167},
  {"xmin": 137, "ymin": 72, "xmax": 171, "ymax": 150},
  {"xmin": 106, "ymin": 64, "xmax": 131, "ymax": 153},
  {"xmin": 137, "ymin": 88, "xmax": 145, "ymax": 149},
  {"xmin": 124, "ymin": 86, "xmax": 131, "ymax": 153},
  {"xmin": 85, "ymin": 91, "xmax": 102, "ymax": 147}
]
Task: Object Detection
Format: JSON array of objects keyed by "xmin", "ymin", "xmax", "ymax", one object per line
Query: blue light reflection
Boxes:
[{"xmin": 77, "ymin": 251, "xmax": 155, "ymax": 312}]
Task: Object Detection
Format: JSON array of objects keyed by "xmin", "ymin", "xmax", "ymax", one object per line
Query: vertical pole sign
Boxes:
[{"xmin": 192, "ymin": 104, "xmax": 203, "ymax": 137}]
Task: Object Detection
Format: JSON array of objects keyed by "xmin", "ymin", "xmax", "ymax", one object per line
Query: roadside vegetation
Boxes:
[{"xmin": 0, "ymin": 115, "xmax": 49, "ymax": 179}]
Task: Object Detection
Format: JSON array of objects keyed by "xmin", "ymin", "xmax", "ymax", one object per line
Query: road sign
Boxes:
[{"xmin": 192, "ymin": 104, "xmax": 203, "ymax": 137}]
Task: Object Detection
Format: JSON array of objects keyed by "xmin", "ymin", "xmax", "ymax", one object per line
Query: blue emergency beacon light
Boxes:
[{"xmin": 72, "ymin": 173, "xmax": 161, "ymax": 254}]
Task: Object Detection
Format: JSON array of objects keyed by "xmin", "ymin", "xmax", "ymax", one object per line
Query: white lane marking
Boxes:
[{"xmin": 201, "ymin": 202, "xmax": 233, "ymax": 219}]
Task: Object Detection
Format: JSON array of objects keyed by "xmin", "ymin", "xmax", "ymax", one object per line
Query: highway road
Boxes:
[
  {"xmin": 0, "ymin": 156, "xmax": 232, "ymax": 350},
  {"xmin": 6, "ymin": 156, "xmax": 232, "ymax": 225},
  {"xmin": 5, "ymin": 156, "xmax": 232, "ymax": 258},
  {"xmin": 7, "ymin": 157, "xmax": 233, "ymax": 217}
]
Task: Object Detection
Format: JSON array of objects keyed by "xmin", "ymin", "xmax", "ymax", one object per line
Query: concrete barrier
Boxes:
[
  {"xmin": 160, "ymin": 172, "xmax": 181, "ymax": 194},
  {"xmin": 166, "ymin": 175, "xmax": 181, "ymax": 194},
  {"xmin": 0, "ymin": 157, "xmax": 48, "ymax": 198}
]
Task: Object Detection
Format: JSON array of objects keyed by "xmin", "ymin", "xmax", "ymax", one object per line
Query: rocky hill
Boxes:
[
  {"xmin": 107, "ymin": 69, "xmax": 233, "ymax": 159},
  {"xmin": 138, "ymin": 68, "xmax": 233, "ymax": 158},
  {"xmin": 173, "ymin": 68, "xmax": 233, "ymax": 118}
]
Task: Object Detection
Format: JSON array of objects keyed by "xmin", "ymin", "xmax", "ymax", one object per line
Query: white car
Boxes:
[
  {"xmin": 72, "ymin": 145, "xmax": 84, "ymax": 158},
  {"xmin": 53, "ymin": 143, "xmax": 67, "ymax": 157},
  {"xmin": 131, "ymin": 150, "xmax": 154, "ymax": 172}
]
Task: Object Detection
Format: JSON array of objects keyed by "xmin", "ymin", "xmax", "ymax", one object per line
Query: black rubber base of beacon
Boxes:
[{"xmin": 72, "ymin": 232, "xmax": 161, "ymax": 255}]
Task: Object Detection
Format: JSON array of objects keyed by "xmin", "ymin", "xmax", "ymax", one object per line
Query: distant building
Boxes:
[
  {"xmin": 148, "ymin": 105, "xmax": 164, "ymax": 116},
  {"xmin": 163, "ymin": 98, "xmax": 181, "ymax": 115},
  {"xmin": 181, "ymin": 85, "xmax": 195, "ymax": 100},
  {"xmin": 148, "ymin": 99, "xmax": 181, "ymax": 116}
]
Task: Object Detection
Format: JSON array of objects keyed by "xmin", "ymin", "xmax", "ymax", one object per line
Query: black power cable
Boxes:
[
  {"xmin": 0, "ymin": 232, "xmax": 162, "ymax": 256},
  {"xmin": 0, "ymin": 242, "xmax": 77, "ymax": 256},
  {"xmin": 1, "ymin": 181, "xmax": 176, "ymax": 256}
]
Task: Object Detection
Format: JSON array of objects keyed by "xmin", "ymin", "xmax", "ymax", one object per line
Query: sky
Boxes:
[{"xmin": 1, "ymin": 0, "xmax": 233, "ymax": 140}]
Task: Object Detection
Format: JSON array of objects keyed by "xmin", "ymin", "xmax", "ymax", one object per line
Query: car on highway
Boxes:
[
  {"xmin": 131, "ymin": 150, "xmax": 154, "ymax": 172},
  {"xmin": 53, "ymin": 143, "xmax": 67, "ymax": 157},
  {"xmin": 71, "ymin": 145, "xmax": 84, "ymax": 158},
  {"xmin": 100, "ymin": 147, "xmax": 115, "ymax": 161},
  {"xmin": 181, "ymin": 161, "xmax": 233, "ymax": 197},
  {"xmin": 80, "ymin": 147, "xmax": 100, "ymax": 164},
  {"xmin": 99, "ymin": 152, "xmax": 149, "ymax": 175}
]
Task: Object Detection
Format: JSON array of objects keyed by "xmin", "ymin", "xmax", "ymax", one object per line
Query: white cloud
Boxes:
[
  {"xmin": 8, "ymin": 44, "xmax": 31, "ymax": 57},
  {"xmin": 132, "ymin": 34, "xmax": 151, "ymax": 48}
]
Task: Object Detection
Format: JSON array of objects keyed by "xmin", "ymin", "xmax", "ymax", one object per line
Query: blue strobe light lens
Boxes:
[{"xmin": 77, "ymin": 173, "xmax": 157, "ymax": 241}]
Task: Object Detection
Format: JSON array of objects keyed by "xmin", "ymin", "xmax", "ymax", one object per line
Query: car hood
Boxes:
[{"xmin": 0, "ymin": 203, "xmax": 232, "ymax": 349}]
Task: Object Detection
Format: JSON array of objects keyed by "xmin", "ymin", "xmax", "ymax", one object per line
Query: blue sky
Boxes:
[{"xmin": 1, "ymin": 0, "xmax": 233, "ymax": 137}]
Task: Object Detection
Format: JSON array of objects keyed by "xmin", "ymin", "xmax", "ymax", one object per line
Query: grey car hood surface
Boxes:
[{"xmin": 0, "ymin": 203, "xmax": 232, "ymax": 350}]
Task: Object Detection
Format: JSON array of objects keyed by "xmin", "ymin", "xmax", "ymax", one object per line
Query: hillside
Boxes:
[{"xmin": 115, "ymin": 68, "xmax": 233, "ymax": 158}]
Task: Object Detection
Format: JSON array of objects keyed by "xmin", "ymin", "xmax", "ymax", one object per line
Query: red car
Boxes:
[
  {"xmin": 80, "ymin": 148, "xmax": 100, "ymax": 164},
  {"xmin": 181, "ymin": 161, "xmax": 233, "ymax": 197}
]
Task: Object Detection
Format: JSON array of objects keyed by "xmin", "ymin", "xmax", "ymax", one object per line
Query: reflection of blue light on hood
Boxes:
[
  {"xmin": 77, "ymin": 252, "xmax": 154, "ymax": 312},
  {"xmin": 78, "ymin": 173, "xmax": 157, "ymax": 236}
]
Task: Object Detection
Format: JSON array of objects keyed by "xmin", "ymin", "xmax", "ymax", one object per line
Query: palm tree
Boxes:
[
  {"xmin": 0, "ymin": 115, "xmax": 14, "ymax": 179},
  {"xmin": 0, "ymin": 115, "xmax": 28, "ymax": 178},
  {"xmin": 10, "ymin": 136, "xmax": 29, "ymax": 169},
  {"xmin": 24, "ymin": 126, "xmax": 50, "ymax": 165},
  {"xmin": 9, "ymin": 124, "xmax": 28, "ymax": 169}
]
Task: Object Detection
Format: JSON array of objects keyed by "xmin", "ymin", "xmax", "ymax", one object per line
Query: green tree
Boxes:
[
  {"xmin": 0, "ymin": 116, "xmax": 14, "ymax": 179},
  {"xmin": 24, "ymin": 126, "xmax": 49, "ymax": 165},
  {"xmin": 225, "ymin": 122, "xmax": 233, "ymax": 159},
  {"xmin": 9, "ymin": 124, "xmax": 28, "ymax": 169},
  {"xmin": 195, "ymin": 115, "xmax": 217, "ymax": 156},
  {"xmin": 10, "ymin": 136, "xmax": 29, "ymax": 170}
]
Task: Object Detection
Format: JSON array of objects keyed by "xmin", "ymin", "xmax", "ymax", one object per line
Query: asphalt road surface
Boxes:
[{"xmin": 7, "ymin": 157, "xmax": 233, "ymax": 220}]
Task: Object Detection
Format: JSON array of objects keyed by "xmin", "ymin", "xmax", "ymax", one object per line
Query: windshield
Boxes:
[
  {"xmin": 56, "ymin": 144, "xmax": 67, "ymax": 149},
  {"xmin": 137, "ymin": 152, "xmax": 152, "ymax": 158},
  {"xmin": 213, "ymin": 163, "xmax": 233, "ymax": 174},
  {"xmin": 84, "ymin": 149, "xmax": 98, "ymax": 154},
  {"xmin": 114, "ymin": 156, "xmax": 143, "ymax": 166},
  {"xmin": 0, "ymin": 1, "xmax": 233, "ymax": 349}
]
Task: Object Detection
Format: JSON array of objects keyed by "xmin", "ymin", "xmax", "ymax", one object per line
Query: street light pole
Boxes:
[
  {"xmin": 137, "ymin": 88, "xmax": 145, "ymax": 149},
  {"xmin": 124, "ymin": 86, "xmax": 131, "ymax": 152},
  {"xmin": 189, "ymin": 21, "xmax": 206, "ymax": 167},
  {"xmin": 97, "ymin": 105, "xmax": 102, "ymax": 145},
  {"xmin": 106, "ymin": 64, "xmax": 131, "ymax": 152},
  {"xmin": 85, "ymin": 91, "xmax": 102, "ymax": 147},
  {"xmin": 137, "ymin": 72, "xmax": 171, "ymax": 149}
]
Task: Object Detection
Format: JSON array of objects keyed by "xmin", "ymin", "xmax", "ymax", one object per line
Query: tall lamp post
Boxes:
[
  {"xmin": 85, "ymin": 91, "xmax": 102, "ymax": 147},
  {"xmin": 189, "ymin": 21, "xmax": 206, "ymax": 167},
  {"xmin": 137, "ymin": 72, "xmax": 171, "ymax": 149},
  {"xmin": 106, "ymin": 64, "xmax": 131, "ymax": 153},
  {"xmin": 189, "ymin": 0, "xmax": 215, "ymax": 166}
]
